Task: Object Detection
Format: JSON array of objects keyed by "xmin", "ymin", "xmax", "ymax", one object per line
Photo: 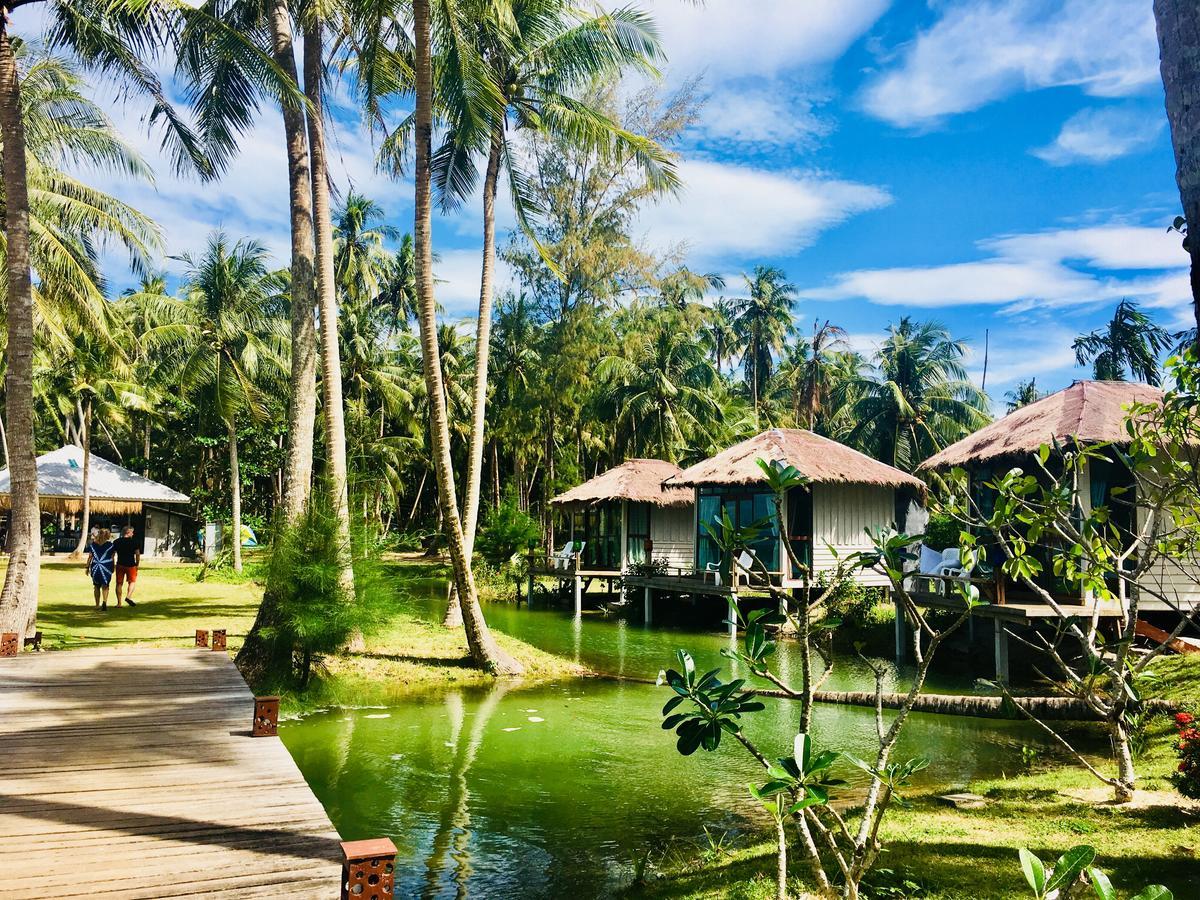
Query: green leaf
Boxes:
[
  {"xmin": 1046, "ymin": 845, "xmax": 1095, "ymax": 892},
  {"xmin": 1088, "ymin": 868, "xmax": 1115, "ymax": 900},
  {"xmin": 1019, "ymin": 848, "xmax": 1046, "ymax": 898},
  {"xmin": 1128, "ymin": 888, "xmax": 1172, "ymax": 900},
  {"xmin": 794, "ymin": 733, "xmax": 810, "ymax": 774}
]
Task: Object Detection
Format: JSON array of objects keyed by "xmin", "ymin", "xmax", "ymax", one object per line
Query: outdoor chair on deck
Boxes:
[
  {"xmin": 706, "ymin": 550, "xmax": 763, "ymax": 588},
  {"xmin": 552, "ymin": 541, "xmax": 584, "ymax": 572}
]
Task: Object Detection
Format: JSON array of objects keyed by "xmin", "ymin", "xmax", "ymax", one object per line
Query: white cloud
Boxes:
[
  {"xmin": 636, "ymin": 159, "xmax": 891, "ymax": 265},
  {"xmin": 805, "ymin": 223, "xmax": 1191, "ymax": 313},
  {"xmin": 862, "ymin": 0, "xmax": 1159, "ymax": 127},
  {"xmin": 646, "ymin": 0, "xmax": 890, "ymax": 81},
  {"xmin": 694, "ymin": 87, "xmax": 830, "ymax": 149},
  {"xmin": 1032, "ymin": 106, "xmax": 1166, "ymax": 165},
  {"xmin": 432, "ymin": 249, "xmax": 515, "ymax": 318}
]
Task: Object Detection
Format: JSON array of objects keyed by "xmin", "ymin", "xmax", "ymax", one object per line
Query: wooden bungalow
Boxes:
[
  {"xmin": 626, "ymin": 428, "xmax": 925, "ymax": 631},
  {"xmin": 918, "ymin": 381, "xmax": 1195, "ymax": 679},
  {"xmin": 919, "ymin": 379, "xmax": 1196, "ymax": 611},
  {"xmin": 533, "ymin": 459, "xmax": 694, "ymax": 612},
  {"xmin": 0, "ymin": 445, "xmax": 195, "ymax": 558}
]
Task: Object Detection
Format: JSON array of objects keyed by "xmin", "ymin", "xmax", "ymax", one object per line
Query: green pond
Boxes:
[{"xmin": 282, "ymin": 583, "xmax": 1071, "ymax": 898}]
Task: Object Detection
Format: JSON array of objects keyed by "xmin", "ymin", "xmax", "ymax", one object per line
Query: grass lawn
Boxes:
[
  {"xmin": 25, "ymin": 557, "xmax": 583, "ymax": 710},
  {"xmin": 632, "ymin": 655, "xmax": 1200, "ymax": 899}
]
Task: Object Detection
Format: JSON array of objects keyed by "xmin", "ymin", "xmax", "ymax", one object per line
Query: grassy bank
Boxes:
[
  {"xmin": 630, "ymin": 655, "xmax": 1200, "ymax": 899},
  {"xmin": 26, "ymin": 557, "xmax": 584, "ymax": 711}
]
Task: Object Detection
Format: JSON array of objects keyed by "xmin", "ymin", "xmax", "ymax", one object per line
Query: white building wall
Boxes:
[
  {"xmin": 808, "ymin": 483, "xmax": 896, "ymax": 588},
  {"xmin": 142, "ymin": 505, "xmax": 192, "ymax": 560},
  {"xmin": 650, "ymin": 504, "xmax": 694, "ymax": 571}
]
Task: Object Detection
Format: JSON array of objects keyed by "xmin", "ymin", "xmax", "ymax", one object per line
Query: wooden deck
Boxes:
[{"xmin": 0, "ymin": 646, "xmax": 342, "ymax": 898}]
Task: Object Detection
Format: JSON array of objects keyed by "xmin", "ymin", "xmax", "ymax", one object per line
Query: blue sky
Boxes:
[{"xmin": 31, "ymin": 0, "xmax": 1187, "ymax": 403}]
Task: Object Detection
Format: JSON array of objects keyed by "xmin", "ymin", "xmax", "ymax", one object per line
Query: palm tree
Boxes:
[
  {"xmin": 303, "ymin": 19, "xmax": 356, "ymax": 595},
  {"xmin": 658, "ymin": 267, "xmax": 724, "ymax": 310},
  {"xmin": 777, "ymin": 320, "xmax": 849, "ymax": 431},
  {"xmin": 733, "ymin": 266, "xmax": 796, "ymax": 421},
  {"xmin": 1005, "ymin": 378, "xmax": 1044, "ymax": 413},
  {"xmin": 431, "ymin": 0, "xmax": 673, "ymax": 628},
  {"xmin": 597, "ymin": 323, "xmax": 719, "ymax": 462},
  {"xmin": 178, "ymin": 0, "xmax": 318, "ymax": 525},
  {"xmin": 35, "ymin": 324, "xmax": 148, "ymax": 557},
  {"xmin": 844, "ymin": 317, "xmax": 990, "ymax": 470},
  {"xmin": 0, "ymin": 35, "xmax": 169, "ymax": 638},
  {"xmin": 704, "ymin": 297, "xmax": 741, "ymax": 375},
  {"xmin": 378, "ymin": 233, "xmax": 419, "ymax": 337},
  {"xmin": 409, "ymin": 0, "xmax": 522, "ymax": 673},
  {"xmin": 1154, "ymin": 0, "xmax": 1200, "ymax": 343},
  {"xmin": 1072, "ymin": 300, "xmax": 1174, "ymax": 385},
  {"xmin": 333, "ymin": 191, "xmax": 401, "ymax": 307},
  {"xmin": 152, "ymin": 234, "xmax": 288, "ymax": 573}
]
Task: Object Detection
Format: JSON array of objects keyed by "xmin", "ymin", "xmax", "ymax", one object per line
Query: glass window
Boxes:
[
  {"xmin": 696, "ymin": 486, "xmax": 778, "ymax": 573},
  {"xmin": 627, "ymin": 503, "xmax": 650, "ymax": 567}
]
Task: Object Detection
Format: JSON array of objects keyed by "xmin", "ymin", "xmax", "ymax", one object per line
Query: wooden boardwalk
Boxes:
[{"xmin": 0, "ymin": 646, "xmax": 343, "ymax": 898}]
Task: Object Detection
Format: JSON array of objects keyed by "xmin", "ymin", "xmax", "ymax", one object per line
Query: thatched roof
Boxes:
[
  {"xmin": 920, "ymin": 380, "xmax": 1164, "ymax": 470},
  {"xmin": 0, "ymin": 445, "xmax": 190, "ymax": 514},
  {"xmin": 668, "ymin": 429, "xmax": 925, "ymax": 490},
  {"xmin": 550, "ymin": 459, "xmax": 692, "ymax": 507}
]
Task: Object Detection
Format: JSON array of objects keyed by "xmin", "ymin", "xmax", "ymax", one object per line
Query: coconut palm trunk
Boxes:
[
  {"xmin": 0, "ymin": 27, "xmax": 41, "ymax": 639},
  {"xmin": 303, "ymin": 23, "xmax": 354, "ymax": 594},
  {"xmin": 413, "ymin": 0, "xmax": 520, "ymax": 674},
  {"xmin": 443, "ymin": 123, "xmax": 504, "ymax": 630},
  {"xmin": 237, "ymin": 0, "xmax": 320, "ymax": 674},
  {"xmin": 228, "ymin": 418, "xmax": 243, "ymax": 574},
  {"xmin": 275, "ymin": 0, "xmax": 318, "ymax": 522},
  {"xmin": 1155, "ymin": 0, "xmax": 1200, "ymax": 343},
  {"xmin": 69, "ymin": 402, "xmax": 92, "ymax": 559}
]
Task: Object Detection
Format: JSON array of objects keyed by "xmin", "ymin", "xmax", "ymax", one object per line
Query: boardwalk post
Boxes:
[
  {"xmin": 993, "ymin": 620, "xmax": 1010, "ymax": 683},
  {"xmin": 340, "ymin": 838, "xmax": 397, "ymax": 900},
  {"xmin": 252, "ymin": 696, "xmax": 280, "ymax": 737},
  {"xmin": 573, "ymin": 558, "xmax": 582, "ymax": 617},
  {"xmin": 195, "ymin": 629, "xmax": 208, "ymax": 648},
  {"xmin": 894, "ymin": 596, "xmax": 906, "ymax": 663},
  {"xmin": 643, "ymin": 586, "xmax": 653, "ymax": 625},
  {"xmin": 0, "ymin": 633, "xmax": 18, "ymax": 657},
  {"xmin": 211, "ymin": 629, "xmax": 227, "ymax": 652}
]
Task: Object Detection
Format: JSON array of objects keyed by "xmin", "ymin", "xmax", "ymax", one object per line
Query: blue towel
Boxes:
[{"xmin": 89, "ymin": 541, "xmax": 116, "ymax": 587}]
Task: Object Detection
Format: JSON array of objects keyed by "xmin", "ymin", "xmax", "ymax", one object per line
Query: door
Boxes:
[{"xmin": 787, "ymin": 486, "xmax": 813, "ymax": 578}]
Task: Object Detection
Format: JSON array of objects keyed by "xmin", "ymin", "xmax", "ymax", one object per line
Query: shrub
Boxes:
[
  {"xmin": 921, "ymin": 511, "xmax": 959, "ymax": 551},
  {"xmin": 1171, "ymin": 711, "xmax": 1200, "ymax": 800},
  {"xmin": 816, "ymin": 572, "xmax": 886, "ymax": 630},
  {"xmin": 258, "ymin": 495, "xmax": 385, "ymax": 685},
  {"xmin": 476, "ymin": 499, "xmax": 540, "ymax": 568}
]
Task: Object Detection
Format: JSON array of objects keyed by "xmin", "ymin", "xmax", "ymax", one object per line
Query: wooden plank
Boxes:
[{"xmin": 0, "ymin": 647, "xmax": 343, "ymax": 897}]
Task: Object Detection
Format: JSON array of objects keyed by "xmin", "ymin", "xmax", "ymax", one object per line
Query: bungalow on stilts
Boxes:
[
  {"xmin": 530, "ymin": 459, "xmax": 694, "ymax": 614},
  {"xmin": 625, "ymin": 428, "xmax": 925, "ymax": 636},
  {"xmin": 917, "ymin": 380, "xmax": 1200, "ymax": 681}
]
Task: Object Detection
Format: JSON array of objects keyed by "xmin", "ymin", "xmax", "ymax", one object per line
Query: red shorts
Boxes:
[{"xmin": 116, "ymin": 565, "xmax": 138, "ymax": 586}]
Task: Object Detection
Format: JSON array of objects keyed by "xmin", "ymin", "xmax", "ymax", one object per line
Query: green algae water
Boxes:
[{"xmin": 282, "ymin": 584, "xmax": 1066, "ymax": 898}]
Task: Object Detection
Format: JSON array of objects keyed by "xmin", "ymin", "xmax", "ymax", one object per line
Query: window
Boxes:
[
  {"xmin": 697, "ymin": 486, "xmax": 779, "ymax": 573},
  {"xmin": 627, "ymin": 503, "xmax": 651, "ymax": 567}
]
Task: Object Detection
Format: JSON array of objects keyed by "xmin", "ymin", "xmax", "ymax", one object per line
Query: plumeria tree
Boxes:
[{"xmin": 659, "ymin": 459, "xmax": 978, "ymax": 899}]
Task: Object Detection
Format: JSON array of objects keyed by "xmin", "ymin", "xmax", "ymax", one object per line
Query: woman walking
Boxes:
[{"xmin": 86, "ymin": 527, "xmax": 117, "ymax": 611}]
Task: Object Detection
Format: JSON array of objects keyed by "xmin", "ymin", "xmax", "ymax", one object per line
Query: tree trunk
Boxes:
[
  {"xmin": 278, "ymin": 0, "xmax": 319, "ymax": 524},
  {"xmin": 443, "ymin": 123, "xmax": 504, "ymax": 630},
  {"xmin": 0, "ymin": 27, "xmax": 40, "ymax": 640},
  {"xmin": 774, "ymin": 813, "xmax": 787, "ymax": 900},
  {"xmin": 237, "ymin": 0, "xmax": 318, "ymax": 678},
  {"xmin": 304, "ymin": 21, "xmax": 355, "ymax": 595},
  {"xmin": 1155, "ymin": 0, "xmax": 1200, "ymax": 343},
  {"xmin": 1112, "ymin": 714, "xmax": 1137, "ymax": 803},
  {"xmin": 70, "ymin": 403, "xmax": 92, "ymax": 559},
  {"xmin": 229, "ymin": 419, "xmax": 243, "ymax": 574},
  {"xmin": 413, "ymin": 0, "xmax": 521, "ymax": 675},
  {"xmin": 142, "ymin": 417, "xmax": 150, "ymax": 477}
]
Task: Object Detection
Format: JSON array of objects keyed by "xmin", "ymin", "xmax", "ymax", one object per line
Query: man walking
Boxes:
[{"xmin": 114, "ymin": 525, "xmax": 141, "ymax": 607}]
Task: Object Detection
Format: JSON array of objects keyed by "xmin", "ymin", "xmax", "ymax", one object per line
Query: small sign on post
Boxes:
[
  {"xmin": 252, "ymin": 696, "xmax": 279, "ymax": 737},
  {"xmin": 211, "ymin": 629, "xmax": 227, "ymax": 652},
  {"xmin": 340, "ymin": 838, "xmax": 397, "ymax": 900},
  {"xmin": 0, "ymin": 633, "xmax": 18, "ymax": 657},
  {"xmin": 195, "ymin": 629, "xmax": 208, "ymax": 648}
]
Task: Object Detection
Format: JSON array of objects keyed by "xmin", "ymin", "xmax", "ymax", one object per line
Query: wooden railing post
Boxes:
[
  {"xmin": 252, "ymin": 696, "xmax": 280, "ymax": 737},
  {"xmin": 194, "ymin": 629, "xmax": 208, "ymax": 648},
  {"xmin": 0, "ymin": 632, "xmax": 18, "ymax": 657},
  {"xmin": 211, "ymin": 629, "xmax": 227, "ymax": 652},
  {"xmin": 340, "ymin": 837, "xmax": 397, "ymax": 900}
]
